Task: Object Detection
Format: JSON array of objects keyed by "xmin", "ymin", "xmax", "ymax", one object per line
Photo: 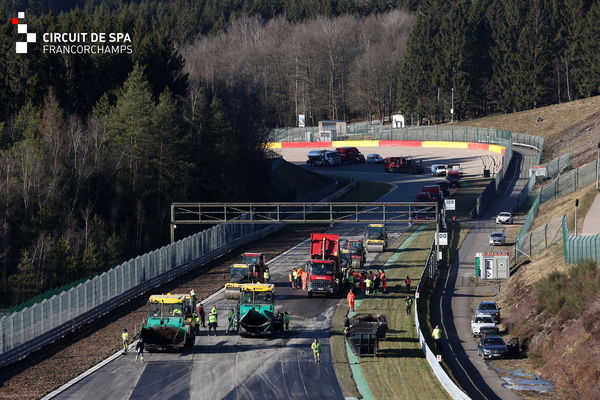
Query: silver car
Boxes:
[
  {"xmin": 366, "ymin": 153, "xmax": 384, "ymax": 164},
  {"xmin": 489, "ymin": 232, "xmax": 506, "ymax": 246}
]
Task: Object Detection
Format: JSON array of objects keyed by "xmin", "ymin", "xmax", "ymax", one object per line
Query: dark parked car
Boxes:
[{"xmin": 478, "ymin": 335, "xmax": 519, "ymax": 359}]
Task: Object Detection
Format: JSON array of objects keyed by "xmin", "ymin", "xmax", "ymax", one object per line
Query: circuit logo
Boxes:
[{"xmin": 12, "ymin": 12, "xmax": 36, "ymax": 53}]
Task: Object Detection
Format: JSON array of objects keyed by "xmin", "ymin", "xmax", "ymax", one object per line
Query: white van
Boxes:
[
  {"xmin": 306, "ymin": 150, "xmax": 341, "ymax": 166},
  {"xmin": 431, "ymin": 164, "xmax": 446, "ymax": 176}
]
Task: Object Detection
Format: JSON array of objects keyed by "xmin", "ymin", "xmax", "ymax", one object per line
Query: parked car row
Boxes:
[
  {"xmin": 471, "ymin": 300, "xmax": 520, "ymax": 359},
  {"xmin": 306, "ymin": 147, "xmax": 365, "ymax": 166}
]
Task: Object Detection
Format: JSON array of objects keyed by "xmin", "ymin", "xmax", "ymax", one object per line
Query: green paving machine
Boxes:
[
  {"xmin": 139, "ymin": 294, "xmax": 197, "ymax": 351},
  {"xmin": 225, "ymin": 283, "xmax": 282, "ymax": 336}
]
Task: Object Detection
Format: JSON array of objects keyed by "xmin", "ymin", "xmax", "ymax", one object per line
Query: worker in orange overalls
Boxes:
[
  {"xmin": 346, "ymin": 290, "xmax": 356, "ymax": 312},
  {"xmin": 379, "ymin": 270, "xmax": 387, "ymax": 293},
  {"xmin": 301, "ymin": 268, "xmax": 307, "ymax": 290}
]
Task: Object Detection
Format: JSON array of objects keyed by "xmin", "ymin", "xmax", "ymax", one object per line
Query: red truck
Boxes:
[
  {"xmin": 446, "ymin": 170, "xmax": 461, "ymax": 187},
  {"xmin": 336, "ymin": 147, "xmax": 365, "ymax": 164},
  {"xmin": 421, "ymin": 185, "xmax": 443, "ymax": 202},
  {"xmin": 384, "ymin": 157, "xmax": 424, "ymax": 174},
  {"xmin": 306, "ymin": 233, "xmax": 342, "ymax": 297}
]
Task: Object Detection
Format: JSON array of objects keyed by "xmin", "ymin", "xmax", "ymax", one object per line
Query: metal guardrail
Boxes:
[{"xmin": 415, "ymin": 239, "xmax": 471, "ymax": 400}]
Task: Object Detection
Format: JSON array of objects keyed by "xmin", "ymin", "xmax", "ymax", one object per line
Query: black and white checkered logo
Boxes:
[{"xmin": 13, "ymin": 12, "xmax": 36, "ymax": 54}]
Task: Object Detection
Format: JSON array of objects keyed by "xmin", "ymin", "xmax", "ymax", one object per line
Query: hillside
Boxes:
[{"xmin": 459, "ymin": 96, "xmax": 600, "ymax": 166}]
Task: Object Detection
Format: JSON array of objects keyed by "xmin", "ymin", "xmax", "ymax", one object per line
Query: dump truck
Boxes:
[
  {"xmin": 226, "ymin": 283, "xmax": 282, "ymax": 336},
  {"xmin": 140, "ymin": 294, "xmax": 197, "ymax": 351},
  {"xmin": 365, "ymin": 224, "xmax": 387, "ymax": 252},
  {"xmin": 306, "ymin": 233, "xmax": 342, "ymax": 297}
]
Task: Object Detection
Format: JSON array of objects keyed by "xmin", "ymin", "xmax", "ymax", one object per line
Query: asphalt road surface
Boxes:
[
  {"xmin": 432, "ymin": 148, "xmax": 538, "ymax": 400},
  {"xmin": 52, "ymin": 146, "xmax": 496, "ymax": 400}
]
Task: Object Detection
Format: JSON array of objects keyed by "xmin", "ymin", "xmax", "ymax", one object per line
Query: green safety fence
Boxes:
[
  {"xmin": 562, "ymin": 216, "xmax": 600, "ymax": 263},
  {"xmin": 0, "ymin": 276, "xmax": 93, "ymax": 317}
]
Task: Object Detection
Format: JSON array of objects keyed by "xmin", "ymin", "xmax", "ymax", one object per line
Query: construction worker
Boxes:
[
  {"xmin": 292, "ymin": 268, "xmax": 298, "ymax": 289},
  {"xmin": 284, "ymin": 312, "xmax": 291, "ymax": 330},
  {"xmin": 289, "ymin": 270, "xmax": 294, "ymax": 289},
  {"xmin": 135, "ymin": 338, "xmax": 145, "ymax": 362},
  {"xmin": 311, "ymin": 338, "xmax": 322, "ymax": 364},
  {"xmin": 373, "ymin": 274, "xmax": 381, "ymax": 294},
  {"xmin": 452, "ymin": 215, "xmax": 457, "ymax": 223},
  {"xmin": 296, "ymin": 267, "xmax": 303, "ymax": 288},
  {"xmin": 432, "ymin": 325, "xmax": 442, "ymax": 354},
  {"xmin": 208, "ymin": 307, "xmax": 218, "ymax": 336},
  {"xmin": 121, "ymin": 328, "xmax": 129, "ymax": 354},
  {"xmin": 405, "ymin": 276, "xmax": 412, "ymax": 294},
  {"xmin": 379, "ymin": 270, "xmax": 387, "ymax": 293},
  {"xmin": 190, "ymin": 289, "xmax": 197, "ymax": 304},
  {"xmin": 197, "ymin": 303, "xmax": 206, "ymax": 327},
  {"xmin": 264, "ymin": 268, "xmax": 271, "ymax": 284},
  {"xmin": 346, "ymin": 290, "xmax": 356, "ymax": 312},
  {"xmin": 405, "ymin": 296, "xmax": 413, "ymax": 315},
  {"xmin": 226, "ymin": 308, "xmax": 236, "ymax": 333},
  {"xmin": 301, "ymin": 268, "xmax": 307, "ymax": 291},
  {"xmin": 365, "ymin": 276, "xmax": 373, "ymax": 296}
]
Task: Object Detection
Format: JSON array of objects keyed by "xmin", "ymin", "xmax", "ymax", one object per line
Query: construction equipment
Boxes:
[
  {"xmin": 139, "ymin": 294, "xmax": 197, "ymax": 351},
  {"xmin": 306, "ymin": 233, "xmax": 342, "ymax": 297},
  {"xmin": 345, "ymin": 239, "xmax": 366, "ymax": 268},
  {"xmin": 227, "ymin": 283, "xmax": 282, "ymax": 336},
  {"xmin": 365, "ymin": 224, "xmax": 387, "ymax": 252},
  {"xmin": 384, "ymin": 156, "xmax": 424, "ymax": 174},
  {"xmin": 225, "ymin": 264, "xmax": 252, "ymax": 299},
  {"xmin": 241, "ymin": 252, "xmax": 266, "ymax": 282},
  {"xmin": 224, "ymin": 252, "xmax": 267, "ymax": 300}
]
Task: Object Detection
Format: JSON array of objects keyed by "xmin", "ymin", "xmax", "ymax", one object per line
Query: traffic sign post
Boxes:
[{"xmin": 438, "ymin": 232, "xmax": 448, "ymax": 246}]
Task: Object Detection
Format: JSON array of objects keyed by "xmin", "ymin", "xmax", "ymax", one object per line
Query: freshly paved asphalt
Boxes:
[
  {"xmin": 53, "ymin": 146, "xmax": 506, "ymax": 400},
  {"xmin": 431, "ymin": 148, "xmax": 538, "ymax": 400}
]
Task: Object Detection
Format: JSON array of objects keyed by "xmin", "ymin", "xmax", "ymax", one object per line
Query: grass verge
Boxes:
[
  {"xmin": 332, "ymin": 227, "xmax": 451, "ymax": 399},
  {"xmin": 360, "ymin": 226, "xmax": 449, "ymax": 400}
]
